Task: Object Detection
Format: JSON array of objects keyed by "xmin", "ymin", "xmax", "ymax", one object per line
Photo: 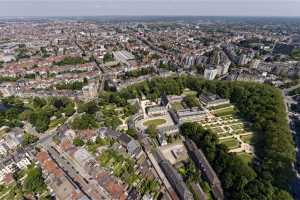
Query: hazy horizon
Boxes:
[{"xmin": 0, "ymin": 0, "xmax": 300, "ymax": 17}]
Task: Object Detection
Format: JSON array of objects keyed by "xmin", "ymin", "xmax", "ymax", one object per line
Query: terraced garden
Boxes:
[
  {"xmin": 200, "ymin": 104, "xmax": 255, "ymax": 156},
  {"xmin": 241, "ymin": 134, "xmax": 254, "ymax": 144}
]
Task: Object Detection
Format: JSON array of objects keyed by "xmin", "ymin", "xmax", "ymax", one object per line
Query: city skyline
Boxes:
[
  {"xmin": 0, "ymin": 7, "xmax": 300, "ymax": 200},
  {"xmin": 0, "ymin": 0, "xmax": 300, "ymax": 17}
]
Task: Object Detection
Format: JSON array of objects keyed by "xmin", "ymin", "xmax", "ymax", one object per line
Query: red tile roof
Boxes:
[
  {"xmin": 77, "ymin": 129, "xmax": 96, "ymax": 141},
  {"xmin": 3, "ymin": 173, "xmax": 14, "ymax": 185},
  {"xmin": 60, "ymin": 138, "xmax": 73, "ymax": 151},
  {"xmin": 106, "ymin": 181, "xmax": 126, "ymax": 200},
  {"xmin": 36, "ymin": 151, "xmax": 49, "ymax": 163}
]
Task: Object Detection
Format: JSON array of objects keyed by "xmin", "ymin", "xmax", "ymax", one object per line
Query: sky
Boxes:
[{"xmin": 0, "ymin": 0, "xmax": 299, "ymax": 17}]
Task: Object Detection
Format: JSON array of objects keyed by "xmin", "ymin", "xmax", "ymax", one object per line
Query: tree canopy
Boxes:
[
  {"xmin": 70, "ymin": 114, "xmax": 98, "ymax": 130},
  {"xmin": 24, "ymin": 165, "xmax": 47, "ymax": 194},
  {"xmin": 183, "ymin": 94, "xmax": 200, "ymax": 108}
]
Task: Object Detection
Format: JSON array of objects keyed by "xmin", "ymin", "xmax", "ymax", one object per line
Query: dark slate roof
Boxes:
[
  {"xmin": 155, "ymin": 151, "xmax": 193, "ymax": 200},
  {"xmin": 118, "ymin": 133, "xmax": 132, "ymax": 145},
  {"xmin": 184, "ymin": 139, "xmax": 224, "ymax": 200}
]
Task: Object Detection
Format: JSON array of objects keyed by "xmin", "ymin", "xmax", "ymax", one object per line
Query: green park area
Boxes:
[
  {"xmin": 220, "ymin": 137, "xmax": 240, "ymax": 149},
  {"xmin": 143, "ymin": 118, "xmax": 166, "ymax": 127},
  {"xmin": 0, "ymin": 96, "xmax": 75, "ymax": 132}
]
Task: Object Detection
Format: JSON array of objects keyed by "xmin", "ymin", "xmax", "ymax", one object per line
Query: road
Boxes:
[
  {"xmin": 283, "ymin": 83, "xmax": 300, "ymax": 94},
  {"xmin": 281, "ymin": 87, "xmax": 300, "ymax": 200},
  {"xmin": 36, "ymin": 110, "xmax": 110, "ymax": 199}
]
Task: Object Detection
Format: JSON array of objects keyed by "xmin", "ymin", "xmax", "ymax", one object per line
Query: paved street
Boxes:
[
  {"xmin": 47, "ymin": 145, "xmax": 109, "ymax": 200},
  {"xmin": 282, "ymin": 88, "xmax": 300, "ymax": 200}
]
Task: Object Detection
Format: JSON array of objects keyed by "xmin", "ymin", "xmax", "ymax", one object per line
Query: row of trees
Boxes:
[
  {"xmin": 55, "ymin": 80, "xmax": 87, "ymax": 91},
  {"xmin": 113, "ymin": 76, "xmax": 295, "ymax": 199},
  {"xmin": 122, "ymin": 67, "xmax": 155, "ymax": 79},
  {"xmin": 0, "ymin": 76, "xmax": 19, "ymax": 83},
  {"xmin": 53, "ymin": 56, "xmax": 87, "ymax": 66}
]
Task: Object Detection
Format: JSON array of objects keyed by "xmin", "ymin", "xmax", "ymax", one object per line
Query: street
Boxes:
[{"xmin": 282, "ymin": 88, "xmax": 300, "ymax": 200}]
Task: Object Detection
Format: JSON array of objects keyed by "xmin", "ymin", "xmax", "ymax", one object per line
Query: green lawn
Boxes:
[
  {"xmin": 0, "ymin": 129, "xmax": 8, "ymax": 139},
  {"xmin": 87, "ymin": 138, "xmax": 112, "ymax": 154},
  {"xmin": 143, "ymin": 119, "xmax": 167, "ymax": 127},
  {"xmin": 240, "ymin": 134, "xmax": 254, "ymax": 144},
  {"xmin": 171, "ymin": 102, "xmax": 184, "ymax": 111},
  {"xmin": 237, "ymin": 152, "xmax": 253, "ymax": 164},
  {"xmin": 213, "ymin": 107, "xmax": 236, "ymax": 117},
  {"xmin": 231, "ymin": 124, "xmax": 244, "ymax": 130},
  {"xmin": 211, "ymin": 127, "xmax": 224, "ymax": 134},
  {"xmin": 220, "ymin": 138, "xmax": 240, "ymax": 149},
  {"xmin": 182, "ymin": 89, "xmax": 198, "ymax": 96},
  {"xmin": 209, "ymin": 103, "xmax": 232, "ymax": 110},
  {"xmin": 48, "ymin": 117, "xmax": 66, "ymax": 129},
  {"xmin": 0, "ymin": 184, "xmax": 12, "ymax": 198}
]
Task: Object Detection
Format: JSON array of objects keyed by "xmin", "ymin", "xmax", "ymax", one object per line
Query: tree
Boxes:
[
  {"xmin": 83, "ymin": 77, "xmax": 88, "ymax": 84},
  {"xmin": 32, "ymin": 97, "xmax": 47, "ymax": 108},
  {"xmin": 272, "ymin": 189, "xmax": 293, "ymax": 200},
  {"xmin": 63, "ymin": 103, "xmax": 75, "ymax": 116},
  {"xmin": 126, "ymin": 128, "xmax": 137, "ymax": 139},
  {"xmin": 29, "ymin": 111, "xmax": 50, "ymax": 132},
  {"xmin": 24, "ymin": 165, "xmax": 46, "ymax": 194},
  {"xmin": 53, "ymin": 56, "xmax": 86, "ymax": 66},
  {"xmin": 103, "ymin": 116, "xmax": 122, "ymax": 130},
  {"xmin": 146, "ymin": 125, "xmax": 157, "ymax": 139},
  {"xmin": 183, "ymin": 95, "xmax": 200, "ymax": 108},
  {"xmin": 78, "ymin": 101, "xmax": 98, "ymax": 114},
  {"xmin": 70, "ymin": 114, "xmax": 98, "ymax": 130},
  {"xmin": 55, "ymin": 81, "xmax": 86, "ymax": 91},
  {"xmin": 103, "ymin": 53, "xmax": 114, "ymax": 63},
  {"xmin": 23, "ymin": 133, "xmax": 38, "ymax": 146},
  {"xmin": 123, "ymin": 104, "xmax": 138, "ymax": 117},
  {"xmin": 73, "ymin": 137, "xmax": 85, "ymax": 146}
]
